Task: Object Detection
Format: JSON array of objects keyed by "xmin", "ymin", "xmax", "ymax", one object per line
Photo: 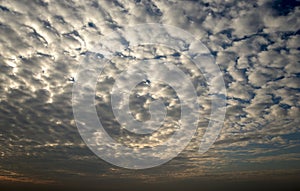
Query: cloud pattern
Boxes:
[{"xmin": 0, "ymin": 0, "xmax": 299, "ymax": 186}]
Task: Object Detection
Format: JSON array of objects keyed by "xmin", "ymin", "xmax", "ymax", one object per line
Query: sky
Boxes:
[{"xmin": 0, "ymin": 0, "xmax": 300, "ymax": 190}]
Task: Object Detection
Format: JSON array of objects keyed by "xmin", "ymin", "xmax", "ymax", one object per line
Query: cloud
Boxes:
[{"xmin": 0, "ymin": 0, "xmax": 299, "ymax": 185}]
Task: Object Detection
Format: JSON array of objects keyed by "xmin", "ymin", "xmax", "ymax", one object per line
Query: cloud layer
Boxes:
[{"xmin": 0, "ymin": 0, "xmax": 299, "ymax": 186}]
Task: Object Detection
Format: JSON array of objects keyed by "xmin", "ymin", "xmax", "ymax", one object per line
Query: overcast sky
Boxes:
[{"xmin": 0, "ymin": 0, "xmax": 300, "ymax": 190}]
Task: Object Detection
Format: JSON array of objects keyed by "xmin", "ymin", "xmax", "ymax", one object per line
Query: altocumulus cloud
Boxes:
[{"xmin": 0, "ymin": 0, "xmax": 300, "ymax": 189}]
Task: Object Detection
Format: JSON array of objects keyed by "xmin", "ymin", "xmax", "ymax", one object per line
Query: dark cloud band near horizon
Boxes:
[{"xmin": 0, "ymin": 0, "xmax": 299, "ymax": 190}]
